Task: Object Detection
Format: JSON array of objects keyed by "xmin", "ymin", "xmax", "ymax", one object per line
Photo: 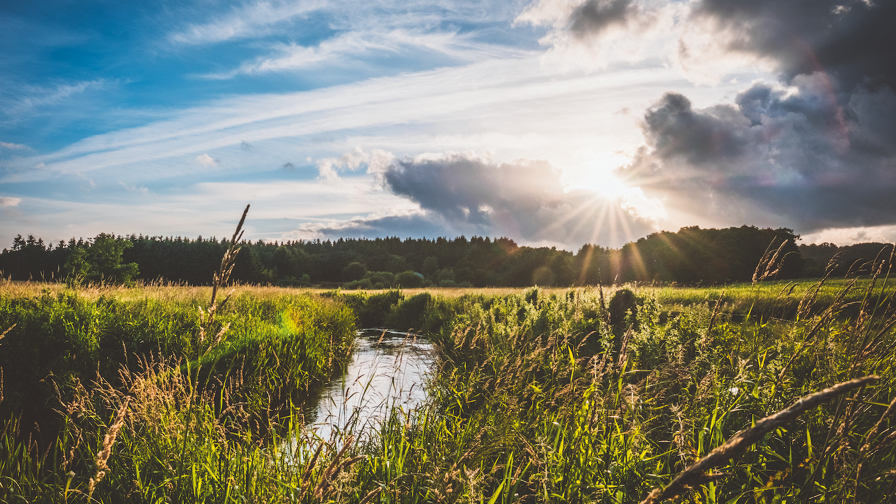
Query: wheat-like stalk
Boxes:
[
  {"xmin": 312, "ymin": 436, "xmax": 365, "ymax": 499},
  {"xmin": 87, "ymin": 396, "xmax": 130, "ymax": 500},
  {"xmin": 200, "ymin": 204, "xmax": 249, "ymax": 344},
  {"xmin": 753, "ymin": 239, "xmax": 791, "ymax": 283},
  {"xmin": 699, "ymin": 295, "xmax": 723, "ymax": 352}
]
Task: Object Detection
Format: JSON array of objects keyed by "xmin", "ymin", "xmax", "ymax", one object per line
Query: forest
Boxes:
[{"xmin": 1, "ymin": 225, "xmax": 872, "ymax": 287}]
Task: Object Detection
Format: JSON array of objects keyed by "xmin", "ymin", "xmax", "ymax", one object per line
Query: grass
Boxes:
[{"xmin": 1, "ymin": 263, "xmax": 895, "ymax": 502}]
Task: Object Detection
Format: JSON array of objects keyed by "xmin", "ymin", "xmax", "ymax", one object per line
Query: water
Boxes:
[{"xmin": 306, "ymin": 329, "xmax": 435, "ymax": 441}]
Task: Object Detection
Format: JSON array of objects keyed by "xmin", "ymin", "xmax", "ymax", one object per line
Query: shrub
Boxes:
[{"xmin": 395, "ymin": 271, "xmax": 424, "ymax": 288}]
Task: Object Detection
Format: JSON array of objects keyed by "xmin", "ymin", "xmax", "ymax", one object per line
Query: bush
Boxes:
[
  {"xmin": 354, "ymin": 290, "xmax": 403, "ymax": 327},
  {"xmin": 344, "ymin": 278, "xmax": 373, "ymax": 290},
  {"xmin": 366, "ymin": 271, "xmax": 396, "ymax": 288},
  {"xmin": 387, "ymin": 292, "xmax": 433, "ymax": 330},
  {"xmin": 395, "ymin": 271, "xmax": 424, "ymax": 288}
]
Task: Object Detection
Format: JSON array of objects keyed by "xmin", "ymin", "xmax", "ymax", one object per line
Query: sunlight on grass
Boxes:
[{"xmin": 1, "ymin": 266, "xmax": 894, "ymax": 502}]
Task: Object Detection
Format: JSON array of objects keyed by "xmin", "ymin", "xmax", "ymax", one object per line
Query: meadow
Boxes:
[{"xmin": 1, "ymin": 256, "xmax": 895, "ymax": 502}]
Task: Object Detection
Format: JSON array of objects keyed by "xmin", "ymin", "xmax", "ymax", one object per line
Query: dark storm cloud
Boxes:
[
  {"xmin": 551, "ymin": 0, "xmax": 896, "ymax": 233},
  {"xmin": 691, "ymin": 0, "xmax": 896, "ymax": 90},
  {"xmin": 384, "ymin": 155, "xmax": 566, "ymax": 226},
  {"xmin": 622, "ymin": 82, "xmax": 896, "ymax": 231},
  {"xmin": 568, "ymin": 0, "xmax": 639, "ymax": 38},
  {"xmin": 375, "ymin": 154, "xmax": 655, "ymax": 247},
  {"xmin": 640, "ymin": 92, "xmax": 749, "ymax": 165}
]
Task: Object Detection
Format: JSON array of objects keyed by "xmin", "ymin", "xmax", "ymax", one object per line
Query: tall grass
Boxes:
[
  {"xmin": 1, "ymin": 249, "xmax": 894, "ymax": 502},
  {"xmin": 0, "ymin": 288, "xmax": 355, "ymax": 438}
]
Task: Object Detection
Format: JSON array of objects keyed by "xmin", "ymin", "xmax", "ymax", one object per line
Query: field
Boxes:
[{"xmin": 1, "ymin": 268, "xmax": 895, "ymax": 502}]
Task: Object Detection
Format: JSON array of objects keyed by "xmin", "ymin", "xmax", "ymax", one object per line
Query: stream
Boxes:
[{"xmin": 305, "ymin": 329, "xmax": 436, "ymax": 441}]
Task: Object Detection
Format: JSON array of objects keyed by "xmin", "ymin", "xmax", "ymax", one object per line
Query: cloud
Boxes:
[
  {"xmin": 568, "ymin": 0, "xmax": 641, "ymax": 38},
  {"xmin": 375, "ymin": 152, "xmax": 656, "ymax": 246},
  {"xmin": 687, "ymin": 0, "xmax": 896, "ymax": 91},
  {"xmin": 521, "ymin": 0, "xmax": 896, "ymax": 87},
  {"xmin": 619, "ymin": 80, "xmax": 896, "ymax": 232},
  {"xmin": 316, "ymin": 147, "xmax": 394, "ymax": 181},
  {"xmin": 297, "ymin": 211, "xmax": 452, "ymax": 241},
  {"xmin": 0, "ymin": 141, "xmax": 29, "ymax": 151},
  {"xmin": 202, "ymin": 29, "xmax": 529, "ymax": 79},
  {"xmin": 1, "ymin": 79, "xmax": 106, "ymax": 118},
  {"xmin": 119, "ymin": 182, "xmax": 150, "ymax": 195},
  {"xmin": 802, "ymin": 223, "xmax": 896, "ymax": 246},
  {"xmin": 520, "ymin": 0, "xmax": 896, "ymax": 235},
  {"xmin": 195, "ymin": 153, "xmax": 218, "ymax": 167},
  {"xmin": 168, "ymin": 0, "xmax": 327, "ymax": 45},
  {"xmin": 516, "ymin": 0, "xmax": 680, "ymax": 71},
  {"xmin": 5, "ymin": 54, "xmax": 692, "ymax": 184},
  {"xmin": 0, "ymin": 197, "xmax": 22, "ymax": 208}
]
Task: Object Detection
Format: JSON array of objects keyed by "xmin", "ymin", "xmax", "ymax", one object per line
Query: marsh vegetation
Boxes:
[{"xmin": 1, "ymin": 248, "xmax": 895, "ymax": 502}]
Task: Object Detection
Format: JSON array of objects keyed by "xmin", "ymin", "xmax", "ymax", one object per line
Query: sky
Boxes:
[{"xmin": 2, "ymin": 0, "xmax": 896, "ymax": 251}]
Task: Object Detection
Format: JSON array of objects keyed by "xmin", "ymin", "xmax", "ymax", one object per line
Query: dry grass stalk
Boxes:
[
  {"xmin": 752, "ymin": 240, "xmax": 779, "ymax": 284},
  {"xmin": 199, "ymin": 204, "xmax": 249, "ymax": 343},
  {"xmin": 640, "ymin": 375, "xmax": 880, "ymax": 504},
  {"xmin": 294, "ymin": 440, "xmax": 326, "ymax": 501},
  {"xmin": 617, "ymin": 326, "xmax": 633, "ymax": 370},
  {"xmin": 775, "ymin": 276, "xmax": 859, "ymax": 387},
  {"xmin": 700, "ymin": 295, "xmax": 724, "ymax": 352},
  {"xmin": 797, "ymin": 262, "xmax": 838, "ymax": 320},
  {"xmin": 358, "ymin": 487, "xmax": 383, "ymax": 504},
  {"xmin": 87, "ymin": 396, "xmax": 131, "ymax": 500},
  {"xmin": 312, "ymin": 435, "xmax": 365, "ymax": 499},
  {"xmin": 0, "ymin": 323, "xmax": 14, "ymax": 343},
  {"xmin": 752, "ymin": 239, "xmax": 791, "ymax": 284}
]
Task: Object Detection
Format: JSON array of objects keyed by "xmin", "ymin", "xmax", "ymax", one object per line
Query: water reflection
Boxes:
[{"xmin": 307, "ymin": 329, "xmax": 435, "ymax": 441}]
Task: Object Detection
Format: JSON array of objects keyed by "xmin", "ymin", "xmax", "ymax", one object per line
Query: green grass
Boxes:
[{"xmin": 1, "ymin": 271, "xmax": 895, "ymax": 502}]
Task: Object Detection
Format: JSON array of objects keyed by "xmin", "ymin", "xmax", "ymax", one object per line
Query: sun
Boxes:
[
  {"xmin": 565, "ymin": 163, "xmax": 669, "ymax": 225},
  {"xmin": 567, "ymin": 165, "xmax": 630, "ymax": 200}
]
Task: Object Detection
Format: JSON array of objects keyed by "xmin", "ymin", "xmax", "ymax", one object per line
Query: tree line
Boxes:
[{"xmin": 1, "ymin": 225, "xmax": 881, "ymax": 287}]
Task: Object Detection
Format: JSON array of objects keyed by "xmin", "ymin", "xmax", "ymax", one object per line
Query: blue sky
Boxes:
[{"xmin": 3, "ymin": 0, "xmax": 896, "ymax": 250}]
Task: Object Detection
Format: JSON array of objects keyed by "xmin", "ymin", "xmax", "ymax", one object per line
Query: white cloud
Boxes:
[
  {"xmin": 1, "ymin": 80, "xmax": 106, "ymax": 118},
  {"xmin": 8, "ymin": 56, "xmax": 721, "ymax": 182},
  {"xmin": 202, "ymin": 29, "xmax": 530, "ymax": 79},
  {"xmin": 196, "ymin": 153, "xmax": 218, "ymax": 167},
  {"xmin": 675, "ymin": 13, "xmax": 776, "ymax": 85},
  {"xmin": 621, "ymin": 186, "xmax": 666, "ymax": 224},
  {"xmin": 0, "ymin": 197, "xmax": 22, "ymax": 208},
  {"xmin": 0, "ymin": 50, "xmax": 753, "ymax": 249},
  {"xmin": 316, "ymin": 147, "xmax": 394, "ymax": 181},
  {"xmin": 120, "ymin": 182, "xmax": 150, "ymax": 195},
  {"xmin": 0, "ymin": 141, "xmax": 29, "ymax": 151},
  {"xmin": 516, "ymin": 0, "xmax": 773, "ymax": 82},
  {"xmin": 168, "ymin": 0, "xmax": 525, "ymax": 48},
  {"xmin": 516, "ymin": 0, "xmax": 685, "ymax": 72},
  {"xmin": 802, "ymin": 225, "xmax": 896, "ymax": 246},
  {"xmin": 168, "ymin": 0, "xmax": 327, "ymax": 45},
  {"xmin": 514, "ymin": 0, "xmax": 579, "ymax": 29},
  {"xmin": 0, "ymin": 178, "xmax": 417, "ymax": 248}
]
